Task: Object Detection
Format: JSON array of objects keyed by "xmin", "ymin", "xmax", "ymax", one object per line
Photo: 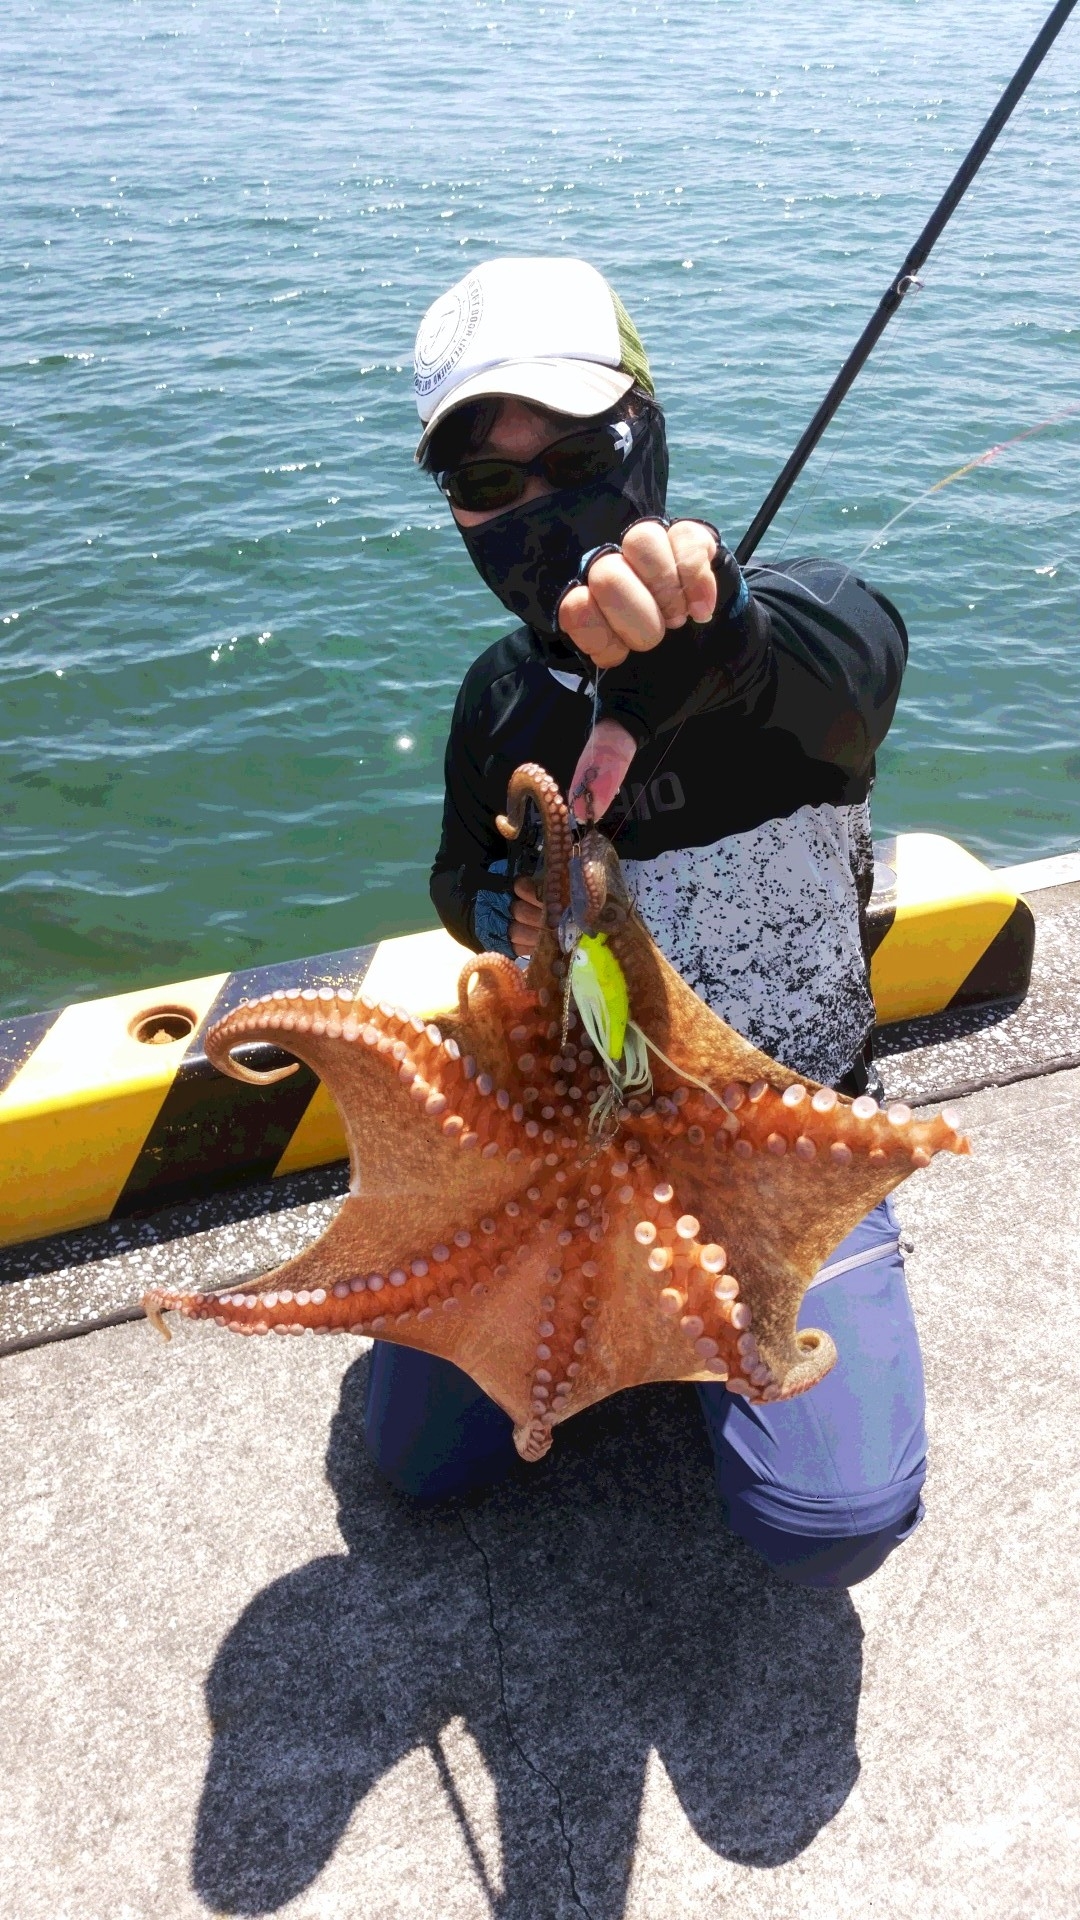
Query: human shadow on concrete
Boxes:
[{"xmin": 193, "ymin": 1357, "xmax": 863, "ymax": 1918}]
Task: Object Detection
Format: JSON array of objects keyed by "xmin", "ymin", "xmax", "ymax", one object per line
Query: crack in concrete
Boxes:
[{"xmin": 458, "ymin": 1510, "xmax": 594, "ymax": 1920}]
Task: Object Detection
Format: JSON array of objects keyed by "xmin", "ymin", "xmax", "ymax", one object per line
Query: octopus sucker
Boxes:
[{"xmin": 146, "ymin": 760, "xmax": 970, "ymax": 1454}]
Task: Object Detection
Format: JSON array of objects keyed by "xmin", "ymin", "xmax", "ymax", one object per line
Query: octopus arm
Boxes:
[{"xmin": 204, "ymin": 989, "xmax": 530, "ymax": 1211}]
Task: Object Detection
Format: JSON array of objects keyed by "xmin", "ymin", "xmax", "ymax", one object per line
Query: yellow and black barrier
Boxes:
[
  {"xmin": 0, "ymin": 833, "xmax": 1035, "ymax": 1251},
  {"xmin": 866, "ymin": 832, "xmax": 1034, "ymax": 1025},
  {"xmin": 0, "ymin": 929, "xmax": 470, "ymax": 1251}
]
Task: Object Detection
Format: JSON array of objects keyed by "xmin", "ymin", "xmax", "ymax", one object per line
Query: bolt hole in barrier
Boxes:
[{"xmin": 129, "ymin": 1005, "xmax": 197, "ymax": 1046}]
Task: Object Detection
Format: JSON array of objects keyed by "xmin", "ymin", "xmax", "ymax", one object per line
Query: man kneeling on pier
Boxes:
[{"xmin": 365, "ymin": 255, "xmax": 920, "ymax": 1591}]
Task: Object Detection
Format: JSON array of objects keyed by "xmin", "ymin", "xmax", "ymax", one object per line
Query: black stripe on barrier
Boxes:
[
  {"xmin": 111, "ymin": 1047, "xmax": 323, "ymax": 1218},
  {"xmin": 112, "ymin": 942, "xmax": 378, "ymax": 1220},
  {"xmin": 946, "ymin": 896, "xmax": 1036, "ymax": 1010},
  {"xmin": 864, "ymin": 842, "xmax": 898, "ymax": 966},
  {"xmin": 0, "ymin": 1009, "xmax": 61, "ymax": 1099}
]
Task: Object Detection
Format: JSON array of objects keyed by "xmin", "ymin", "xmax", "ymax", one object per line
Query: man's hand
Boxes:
[
  {"xmin": 558, "ymin": 518, "xmax": 718, "ymax": 669},
  {"xmin": 569, "ymin": 717, "xmax": 637, "ymax": 825},
  {"xmin": 508, "ymin": 875, "xmax": 544, "ymax": 957}
]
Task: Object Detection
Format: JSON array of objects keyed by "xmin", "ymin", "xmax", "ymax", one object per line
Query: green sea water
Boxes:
[{"xmin": 2, "ymin": 0, "xmax": 1078, "ymax": 1018}]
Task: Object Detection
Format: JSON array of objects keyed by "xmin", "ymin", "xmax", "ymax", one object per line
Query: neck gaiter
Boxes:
[{"xmin": 455, "ymin": 398, "xmax": 669, "ymax": 639}]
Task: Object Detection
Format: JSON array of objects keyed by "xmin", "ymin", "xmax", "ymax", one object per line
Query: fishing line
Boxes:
[{"xmin": 853, "ymin": 401, "xmax": 1080, "ymax": 564}]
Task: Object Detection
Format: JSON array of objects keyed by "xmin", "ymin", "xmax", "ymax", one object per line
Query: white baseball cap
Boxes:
[{"xmin": 413, "ymin": 256, "xmax": 654, "ymax": 461}]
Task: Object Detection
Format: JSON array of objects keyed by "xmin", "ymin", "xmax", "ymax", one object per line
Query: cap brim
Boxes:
[{"xmin": 415, "ymin": 359, "xmax": 634, "ymax": 461}]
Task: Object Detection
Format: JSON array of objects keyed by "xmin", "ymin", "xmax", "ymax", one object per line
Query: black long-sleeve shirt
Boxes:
[{"xmin": 430, "ymin": 556, "xmax": 907, "ymax": 1087}]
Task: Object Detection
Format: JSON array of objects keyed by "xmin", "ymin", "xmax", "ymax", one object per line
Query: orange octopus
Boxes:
[{"xmin": 144, "ymin": 763, "xmax": 968, "ymax": 1462}]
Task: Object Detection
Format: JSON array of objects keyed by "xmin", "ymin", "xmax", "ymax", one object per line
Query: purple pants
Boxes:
[{"xmin": 364, "ymin": 1199, "xmax": 925, "ymax": 1589}]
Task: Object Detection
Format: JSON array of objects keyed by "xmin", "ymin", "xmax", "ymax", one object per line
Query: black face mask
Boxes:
[{"xmin": 455, "ymin": 398, "xmax": 669, "ymax": 641}]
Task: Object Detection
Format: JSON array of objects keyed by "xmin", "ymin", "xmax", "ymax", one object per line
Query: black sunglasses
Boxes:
[{"xmin": 435, "ymin": 416, "xmax": 636, "ymax": 514}]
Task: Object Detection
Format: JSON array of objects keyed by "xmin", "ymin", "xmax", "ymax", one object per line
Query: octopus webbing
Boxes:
[{"xmin": 144, "ymin": 762, "xmax": 968, "ymax": 1462}]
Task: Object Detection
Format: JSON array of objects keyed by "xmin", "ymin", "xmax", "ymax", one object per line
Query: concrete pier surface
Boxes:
[{"xmin": 1, "ymin": 874, "xmax": 1079, "ymax": 1917}]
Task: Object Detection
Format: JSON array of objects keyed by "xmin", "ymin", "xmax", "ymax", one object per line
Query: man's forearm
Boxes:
[
  {"xmin": 429, "ymin": 861, "xmax": 484, "ymax": 953},
  {"xmin": 595, "ymin": 560, "xmax": 773, "ymax": 746}
]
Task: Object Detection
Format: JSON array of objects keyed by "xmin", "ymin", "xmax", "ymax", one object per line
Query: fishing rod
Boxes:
[{"xmin": 735, "ymin": 0, "xmax": 1078, "ymax": 567}]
